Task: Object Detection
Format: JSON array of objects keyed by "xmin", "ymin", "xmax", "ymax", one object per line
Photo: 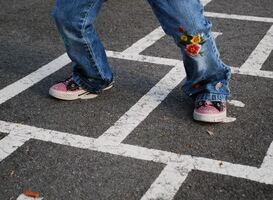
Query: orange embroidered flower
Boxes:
[
  {"xmin": 178, "ymin": 26, "xmax": 205, "ymax": 56},
  {"xmin": 186, "ymin": 44, "xmax": 202, "ymax": 56},
  {"xmin": 191, "ymin": 35, "xmax": 202, "ymax": 44}
]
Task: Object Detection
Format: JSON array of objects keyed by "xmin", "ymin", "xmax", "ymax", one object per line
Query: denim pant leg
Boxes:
[
  {"xmin": 53, "ymin": 0, "xmax": 113, "ymax": 93},
  {"xmin": 147, "ymin": 0, "xmax": 231, "ymax": 103}
]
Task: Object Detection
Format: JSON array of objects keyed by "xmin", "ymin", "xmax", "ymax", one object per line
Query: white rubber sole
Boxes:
[
  {"xmin": 193, "ymin": 109, "xmax": 227, "ymax": 123},
  {"xmin": 49, "ymin": 85, "xmax": 113, "ymax": 101}
]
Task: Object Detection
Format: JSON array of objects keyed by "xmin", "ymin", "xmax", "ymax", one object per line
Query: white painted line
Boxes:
[
  {"xmin": 205, "ymin": 12, "xmax": 273, "ymax": 23},
  {"xmin": 201, "ymin": 0, "xmax": 213, "ymax": 6},
  {"xmin": 0, "ymin": 53, "xmax": 70, "ymax": 105},
  {"xmin": 122, "ymin": 27, "xmax": 166, "ymax": 55},
  {"xmin": 231, "ymin": 68, "xmax": 273, "ymax": 79},
  {"xmin": 0, "ymin": 120, "xmax": 181, "ymax": 164},
  {"xmin": 240, "ymin": 25, "xmax": 273, "ymax": 71},
  {"xmin": 0, "ymin": 134, "xmax": 30, "ymax": 162},
  {"xmin": 212, "ymin": 31, "xmax": 223, "ymax": 38},
  {"xmin": 222, "ymin": 117, "xmax": 237, "ymax": 123},
  {"xmin": 107, "ymin": 31, "xmax": 222, "ymax": 66},
  {"xmin": 122, "ymin": 30, "xmax": 221, "ymax": 56},
  {"xmin": 97, "ymin": 62, "xmax": 186, "ymax": 144},
  {"xmin": 107, "ymin": 51, "xmax": 273, "ymax": 79},
  {"xmin": 1, "ymin": 120, "xmax": 273, "ymax": 185},
  {"xmin": 193, "ymin": 157, "xmax": 273, "ymax": 185},
  {"xmin": 140, "ymin": 163, "xmax": 190, "ymax": 200},
  {"xmin": 106, "ymin": 51, "xmax": 179, "ymax": 66},
  {"xmin": 261, "ymin": 142, "xmax": 273, "ymax": 169},
  {"xmin": 228, "ymin": 100, "xmax": 245, "ymax": 108}
]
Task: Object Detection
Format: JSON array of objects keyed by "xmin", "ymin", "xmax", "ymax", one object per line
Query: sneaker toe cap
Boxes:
[{"xmin": 51, "ymin": 83, "xmax": 67, "ymax": 92}]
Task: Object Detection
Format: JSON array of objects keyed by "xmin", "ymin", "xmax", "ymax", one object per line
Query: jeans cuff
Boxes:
[
  {"xmin": 72, "ymin": 74, "xmax": 112, "ymax": 94},
  {"xmin": 72, "ymin": 74, "xmax": 94, "ymax": 93},
  {"xmin": 195, "ymin": 93, "xmax": 228, "ymax": 103}
]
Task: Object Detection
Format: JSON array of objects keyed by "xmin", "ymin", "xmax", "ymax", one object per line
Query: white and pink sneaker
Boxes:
[
  {"xmin": 193, "ymin": 101, "xmax": 227, "ymax": 123},
  {"xmin": 49, "ymin": 77, "xmax": 113, "ymax": 100}
]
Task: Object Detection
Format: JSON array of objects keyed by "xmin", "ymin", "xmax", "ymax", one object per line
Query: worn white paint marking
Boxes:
[
  {"xmin": 0, "ymin": 120, "xmax": 96, "ymax": 153},
  {"xmin": 201, "ymin": 0, "xmax": 213, "ymax": 6},
  {"xmin": 122, "ymin": 27, "xmax": 166, "ymax": 55},
  {"xmin": 240, "ymin": 25, "xmax": 273, "ymax": 71},
  {"xmin": 107, "ymin": 51, "xmax": 273, "ymax": 79},
  {"xmin": 193, "ymin": 157, "xmax": 273, "ymax": 185},
  {"xmin": 205, "ymin": 12, "xmax": 273, "ymax": 23},
  {"xmin": 0, "ymin": 134, "xmax": 30, "ymax": 162},
  {"xmin": 107, "ymin": 31, "xmax": 223, "ymax": 67},
  {"xmin": 122, "ymin": 26, "xmax": 221, "ymax": 55},
  {"xmin": 261, "ymin": 142, "xmax": 273, "ymax": 169},
  {"xmin": 0, "ymin": 53, "xmax": 70, "ymax": 105},
  {"xmin": 97, "ymin": 62, "xmax": 186, "ymax": 144},
  {"xmin": 1, "ymin": 120, "xmax": 273, "ymax": 185},
  {"xmin": 212, "ymin": 31, "xmax": 223, "ymax": 38},
  {"xmin": 140, "ymin": 163, "xmax": 190, "ymax": 200},
  {"xmin": 222, "ymin": 117, "xmax": 237, "ymax": 123},
  {"xmin": 0, "ymin": 120, "xmax": 182, "ymax": 164},
  {"xmin": 228, "ymin": 100, "xmax": 245, "ymax": 108},
  {"xmin": 106, "ymin": 51, "xmax": 179, "ymax": 66},
  {"xmin": 231, "ymin": 68, "xmax": 273, "ymax": 79},
  {"xmin": 17, "ymin": 194, "xmax": 43, "ymax": 200}
]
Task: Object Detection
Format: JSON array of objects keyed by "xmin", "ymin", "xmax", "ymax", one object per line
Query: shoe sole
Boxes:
[
  {"xmin": 49, "ymin": 84, "xmax": 113, "ymax": 101},
  {"xmin": 193, "ymin": 109, "xmax": 227, "ymax": 123}
]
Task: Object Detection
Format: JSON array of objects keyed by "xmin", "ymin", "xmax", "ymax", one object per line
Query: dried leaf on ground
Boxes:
[
  {"xmin": 23, "ymin": 190, "xmax": 40, "ymax": 198},
  {"xmin": 9, "ymin": 170, "xmax": 15, "ymax": 177}
]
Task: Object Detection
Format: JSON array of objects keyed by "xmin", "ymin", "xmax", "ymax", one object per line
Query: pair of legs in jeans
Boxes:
[{"xmin": 49, "ymin": 0, "xmax": 231, "ymax": 122}]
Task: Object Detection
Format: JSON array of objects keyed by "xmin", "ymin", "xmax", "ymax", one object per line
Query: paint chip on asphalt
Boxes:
[
  {"xmin": 17, "ymin": 194, "xmax": 43, "ymax": 200},
  {"xmin": 207, "ymin": 130, "xmax": 214, "ymax": 136}
]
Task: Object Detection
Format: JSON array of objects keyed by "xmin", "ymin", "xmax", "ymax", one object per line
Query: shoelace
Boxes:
[
  {"xmin": 58, "ymin": 76, "xmax": 80, "ymax": 91},
  {"xmin": 66, "ymin": 79, "xmax": 80, "ymax": 91}
]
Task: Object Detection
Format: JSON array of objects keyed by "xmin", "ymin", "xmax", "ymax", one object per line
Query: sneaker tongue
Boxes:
[{"xmin": 204, "ymin": 101, "xmax": 213, "ymax": 106}]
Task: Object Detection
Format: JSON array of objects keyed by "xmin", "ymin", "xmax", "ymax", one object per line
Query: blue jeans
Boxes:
[{"xmin": 53, "ymin": 0, "xmax": 231, "ymax": 102}]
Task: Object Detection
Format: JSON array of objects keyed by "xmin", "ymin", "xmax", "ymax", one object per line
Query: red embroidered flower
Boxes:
[
  {"xmin": 192, "ymin": 83, "xmax": 202, "ymax": 89},
  {"xmin": 179, "ymin": 26, "xmax": 185, "ymax": 33},
  {"xmin": 185, "ymin": 44, "xmax": 202, "ymax": 56},
  {"xmin": 192, "ymin": 80, "xmax": 206, "ymax": 89}
]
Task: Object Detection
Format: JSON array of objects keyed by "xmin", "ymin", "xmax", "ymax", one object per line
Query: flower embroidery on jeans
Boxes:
[{"xmin": 178, "ymin": 26, "xmax": 205, "ymax": 57}]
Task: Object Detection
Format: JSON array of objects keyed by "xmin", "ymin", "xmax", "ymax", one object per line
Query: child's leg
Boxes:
[
  {"xmin": 147, "ymin": 0, "xmax": 231, "ymax": 122},
  {"xmin": 52, "ymin": 0, "xmax": 113, "ymax": 93}
]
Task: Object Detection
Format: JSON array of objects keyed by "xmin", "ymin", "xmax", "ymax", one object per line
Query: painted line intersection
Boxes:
[
  {"xmin": 1, "ymin": 120, "xmax": 273, "ymax": 200},
  {"xmin": 0, "ymin": 0, "xmax": 272, "ymax": 199}
]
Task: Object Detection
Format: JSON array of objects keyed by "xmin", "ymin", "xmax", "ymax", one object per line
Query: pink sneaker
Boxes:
[
  {"xmin": 193, "ymin": 101, "xmax": 227, "ymax": 123},
  {"xmin": 49, "ymin": 76, "xmax": 113, "ymax": 100}
]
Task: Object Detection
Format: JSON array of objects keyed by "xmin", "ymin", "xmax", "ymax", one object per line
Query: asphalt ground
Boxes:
[{"xmin": 1, "ymin": 0, "xmax": 273, "ymax": 199}]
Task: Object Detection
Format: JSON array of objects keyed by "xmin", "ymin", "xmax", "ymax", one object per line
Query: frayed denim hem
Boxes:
[{"xmin": 195, "ymin": 93, "xmax": 228, "ymax": 103}]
